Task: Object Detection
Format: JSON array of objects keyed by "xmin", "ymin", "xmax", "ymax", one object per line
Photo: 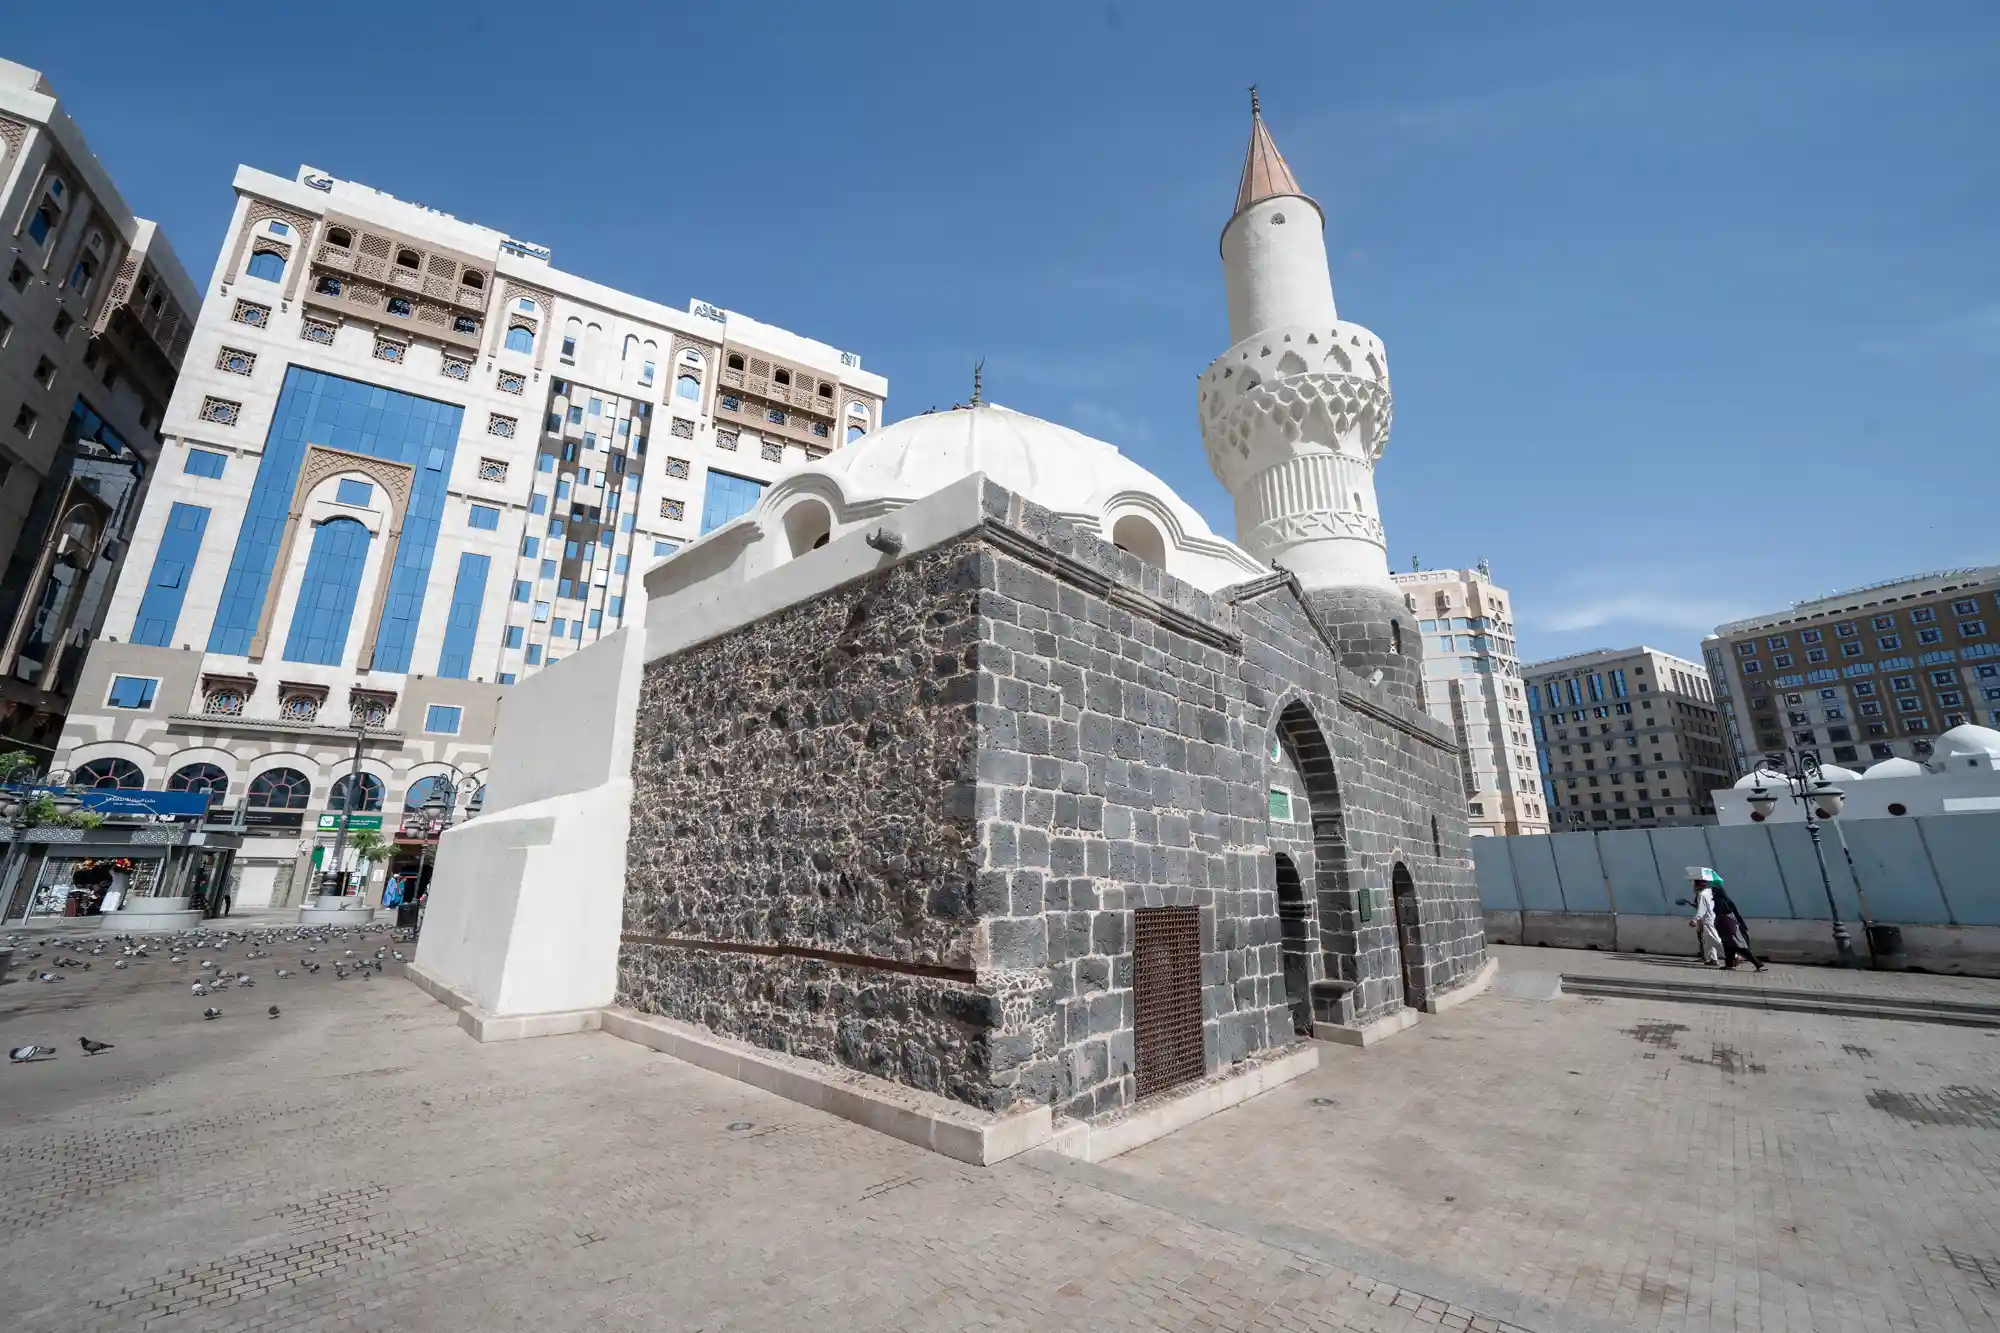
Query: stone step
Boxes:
[{"xmin": 1559, "ymin": 973, "xmax": 2000, "ymax": 1029}]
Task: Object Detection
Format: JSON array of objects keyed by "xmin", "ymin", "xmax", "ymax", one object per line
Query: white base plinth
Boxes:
[
  {"xmin": 298, "ymin": 898, "xmax": 377, "ymax": 925},
  {"xmin": 104, "ymin": 897, "xmax": 205, "ymax": 933}
]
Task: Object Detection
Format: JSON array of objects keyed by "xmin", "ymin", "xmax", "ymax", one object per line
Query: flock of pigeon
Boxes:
[{"xmin": 7, "ymin": 922, "xmax": 414, "ymax": 1065}]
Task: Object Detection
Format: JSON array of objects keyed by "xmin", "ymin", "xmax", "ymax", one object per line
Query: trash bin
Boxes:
[
  {"xmin": 1865, "ymin": 923, "xmax": 1907, "ymax": 971},
  {"xmin": 396, "ymin": 902, "xmax": 421, "ymax": 929}
]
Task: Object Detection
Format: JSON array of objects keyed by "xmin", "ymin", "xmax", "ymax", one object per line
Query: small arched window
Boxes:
[
  {"xmin": 68, "ymin": 256, "xmax": 95, "ymax": 296},
  {"xmin": 773, "ymin": 368, "xmax": 791, "ymax": 387},
  {"xmin": 817, "ymin": 383, "xmax": 833, "ymax": 399},
  {"xmin": 325, "ymin": 227, "xmax": 353, "ymax": 249},
  {"xmin": 622, "ymin": 334, "xmax": 638, "ymax": 362},
  {"xmin": 462, "ymin": 270, "xmax": 486, "ymax": 290},
  {"xmin": 76, "ymin": 758, "xmax": 145, "ymax": 789},
  {"xmin": 27, "ymin": 205, "xmax": 56, "ymax": 246},
  {"xmin": 246, "ymin": 250, "xmax": 285, "ymax": 282},
  {"xmin": 329, "ymin": 772, "xmax": 385, "ymax": 812},
  {"xmin": 452, "ymin": 315, "xmax": 478, "ymax": 334},
  {"xmin": 386, "ymin": 296, "xmax": 413, "ymax": 318},
  {"xmin": 395, "ymin": 248, "xmax": 422, "ymax": 270},
  {"xmin": 1111, "ymin": 515, "xmax": 1167, "ymax": 568},
  {"xmin": 315, "ymin": 274, "xmax": 342, "ymax": 297},
  {"xmin": 169, "ymin": 764, "xmax": 230, "ymax": 801},
  {"xmin": 726, "ymin": 353, "xmax": 745, "ymax": 371},
  {"xmin": 847, "ymin": 424, "xmax": 866, "ymax": 444},
  {"xmin": 504, "ymin": 326, "xmax": 535, "ymax": 353},
  {"xmin": 675, "ymin": 373, "xmax": 700, "ymax": 401},
  {"xmin": 1392, "ymin": 621, "xmax": 1404, "ymax": 655},
  {"xmin": 248, "ymin": 767, "xmax": 311, "ymax": 809}
]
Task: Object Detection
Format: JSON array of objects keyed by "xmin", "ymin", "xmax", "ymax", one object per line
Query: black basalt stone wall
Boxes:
[
  {"xmin": 617, "ymin": 481, "xmax": 1486, "ymax": 1122},
  {"xmin": 619, "ymin": 538, "xmax": 1025, "ymax": 1110},
  {"xmin": 1303, "ymin": 584, "xmax": 1422, "ymax": 710}
]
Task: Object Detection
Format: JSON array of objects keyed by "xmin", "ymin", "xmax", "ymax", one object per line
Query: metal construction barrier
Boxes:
[{"xmin": 1474, "ymin": 813, "xmax": 2000, "ymax": 972}]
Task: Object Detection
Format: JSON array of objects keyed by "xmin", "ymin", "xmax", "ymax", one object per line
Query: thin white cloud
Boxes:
[{"xmin": 1535, "ymin": 590, "xmax": 1757, "ymax": 636}]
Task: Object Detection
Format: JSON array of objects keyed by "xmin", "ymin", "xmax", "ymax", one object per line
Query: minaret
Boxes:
[{"xmin": 1198, "ymin": 89, "xmax": 1418, "ymax": 704}]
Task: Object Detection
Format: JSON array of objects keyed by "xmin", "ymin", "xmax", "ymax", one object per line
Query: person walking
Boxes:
[
  {"xmin": 1712, "ymin": 880, "xmax": 1768, "ymax": 971},
  {"xmin": 1687, "ymin": 867, "xmax": 1725, "ymax": 966}
]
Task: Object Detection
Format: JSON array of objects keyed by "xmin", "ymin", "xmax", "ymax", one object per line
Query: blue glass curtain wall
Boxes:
[
  {"xmin": 207, "ymin": 368, "xmax": 463, "ymax": 668},
  {"xmin": 282, "ymin": 516, "xmax": 372, "ymax": 665}
]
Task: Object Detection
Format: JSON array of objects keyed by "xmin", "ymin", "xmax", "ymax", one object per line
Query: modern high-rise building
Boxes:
[
  {"xmin": 1525, "ymin": 645, "xmax": 1732, "ymax": 829},
  {"xmin": 52, "ymin": 162, "xmax": 886, "ymax": 910},
  {"xmin": 1704, "ymin": 566, "xmax": 2000, "ymax": 773},
  {"xmin": 1391, "ymin": 565, "xmax": 1546, "ymax": 835},
  {"xmin": 0, "ymin": 60, "xmax": 198, "ymax": 758}
]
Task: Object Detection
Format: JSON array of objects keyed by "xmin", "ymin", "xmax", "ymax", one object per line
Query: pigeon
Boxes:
[
  {"xmin": 275, "ymin": 968, "xmax": 292, "ymax": 979},
  {"xmin": 78, "ymin": 1038, "xmax": 113, "ymax": 1056},
  {"xmin": 192, "ymin": 982, "xmax": 209, "ymax": 996},
  {"xmin": 267, "ymin": 1005, "xmax": 281, "ymax": 1019},
  {"xmin": 114, "ymin": 960, "xmax": 129, "ymax": 970},
  {"xmin": 37, "ymin": 972, "xmax": 60, "ymax": 983},
  {"xmin": 202, "ymin": 1007, "xmax": 221, "ymax": 1020},
  {"xmin": 9, "ymin": 1045, "xmax": 55, "ymax": 1063},
  {"xmin": 236, "ymin": 973, "xmax": 252, "ymax": 984}
]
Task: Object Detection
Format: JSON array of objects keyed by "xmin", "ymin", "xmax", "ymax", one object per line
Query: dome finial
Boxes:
[
  {"xmin": 1248, "ymin": 82, "xmax": 1260, "ymax": 117},
  {"xmin": 971, "ymin": 358, "xmax": 984, "ymax": 408}
]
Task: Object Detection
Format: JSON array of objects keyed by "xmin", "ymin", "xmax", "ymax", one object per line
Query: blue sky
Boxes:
[{"xmin": 17, "ymin": 1, "xmax": 1996, "ymax": 664}]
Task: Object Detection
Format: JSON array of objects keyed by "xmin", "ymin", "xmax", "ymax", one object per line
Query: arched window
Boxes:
[
  {"xmin": 504, "ymin": 326, "xmax": 534, "ymax": 353},
  {"xmin": 75, "ymin": 758, "xmax": 144, "ymax": 789},
  {"xmin": 452, "ymin": 316, "xmax": 478, "ymax": 334},
  {"xmin": 817, "ymin": 383, "xmax": 833, "ymax": 400},
  {"xmin": 462, "ymin": 270, "xmax": 486, "ymax": 290},
  {"xmin": 283, "ymin": 516, "xmax": 372, "ymax": 666},
  {"xmin": 329, "ymin": 772, "xmax": 384, "ymax": 812},
  {"xmin": 169, "ymin": 764, "xmax": 230, "ymax": 802},
  {"xmin": 68, "ymin": 256, "xmax": 95, "ymax": 296},
  {"xmin": 248, "ymin": 767, "xmax": 311, "ymax": 809},
  {"xmin": 675, "ymin": 373, "xmax": 700, "ymax": 401},
  {"xmin": 396, "ymin": 248, "xmax": 422, "ymax": 270},
  {"xmin": 782, "ymin": 500, "xmax": 833, "ymax": 560},
  {"xmin": 404, "ymin": 775, "xmax": 450, "ymax": 810},
  {"xmin": 385, "ymin": 296, "xmax": 413, "ymax": 318},
  {"xmin": 847, "ymin": 424, "xmax": 865, "ymax": 445},
  {"xmin": 1111, "ymin": 515, "xmax": 1167, "ymax": 568},
  {"xmin": 246, "ymin": 250, "xmax": 285, "ymax": 282},
  {"xmin": 315, "ymin": 274, "xmax": 342, "ymax": 297},
  {"xmin": 773, "ymin": 368, "xmax": 791, "ymax": 387},
  {"xmin": 726, "ymin": 353, "xmax": 745, "ymax": 372},
  {"xmin": 325, "ymin": 227, "xmax": 353, "ymax": 248},
  {"xmin": 27, "ymin": 204, "xmax": 56, "ymax": 245},
  {"xmin": 622, "ymin": 334, "xmax": 638, "ymax": 362}
]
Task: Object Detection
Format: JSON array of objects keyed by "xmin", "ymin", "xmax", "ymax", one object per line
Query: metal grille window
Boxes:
[{"xmin": 1132, "ymin": 906, "xmax": 1204, "ymax": 1100}]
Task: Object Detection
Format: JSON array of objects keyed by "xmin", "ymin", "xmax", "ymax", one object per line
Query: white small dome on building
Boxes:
[
  {"xmin": 1734, "ymin": 768, "xmax": 1786, "ymax": 789},
  {"xmin": 760, "ymin": 403, "xmax": 1267, "ymax": 592},
  {"xmin": 1816, "ymin": 764, "xmax": 1862, "ymax": 782},
  {"xmin": 1856, "ymin": 756, "xmax": 1923, "ymax": 780},
  {"xmin": 1926, "ymin": 723, "xmax": 2000, "ymax": 773}
]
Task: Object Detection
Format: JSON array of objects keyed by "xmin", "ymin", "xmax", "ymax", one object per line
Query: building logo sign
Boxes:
[
  {"xmin": 500, "ymin": 238, "xmax": 552, "ymax": 261},
  {"xmin": 689, "ymin": 300, "xmax": 726, "ymax": 324},
  {"xmin": 315, "ymin": 814, "xmax": 384, "ymax": 832}
]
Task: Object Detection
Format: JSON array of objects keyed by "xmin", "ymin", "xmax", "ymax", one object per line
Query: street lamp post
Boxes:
[
  {"xmin": 1744, "ymin": 746, "xmax": 1857, "ymax": 967},
  {"xmin": 403, "ymin": 769, "xmax": 484, "ymax": 906},
  {"xmin": 0, "ymin": 759, "xmax": 81, "ymax": 924},
  {"xmin": 322, "ymin": 721, "xmax": 370, "ymax": 897}
]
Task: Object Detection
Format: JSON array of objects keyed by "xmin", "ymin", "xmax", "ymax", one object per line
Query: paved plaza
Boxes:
[{"xmin": 2, "ymin": 928, "xmax": 1997, "ymax": 1333}]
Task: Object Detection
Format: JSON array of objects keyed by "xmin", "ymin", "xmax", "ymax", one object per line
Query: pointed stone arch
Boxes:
[{"xmin": 1268, "ymin": 696, "xmax": 1360, "ymax": 990}]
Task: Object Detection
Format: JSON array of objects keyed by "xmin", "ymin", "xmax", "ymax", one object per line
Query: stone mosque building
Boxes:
[{"xmin": 414, "ymin": 97, "xmax": 1494, "ymax": 1162}]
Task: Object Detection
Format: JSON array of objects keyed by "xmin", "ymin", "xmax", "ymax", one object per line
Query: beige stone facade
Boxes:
[
  {"xmin": 0, "ymin": 60, "xmax": 198, "ymax": 758},
  {"xmin": 1703, "ymin": 566, "xmax": 2000, "ymax": 773},
  {"xmin": 49, "ymin": 160, "xmax": 886, "ymax": 911},
  {"xmin": 1526, "ymin": 645, "xmax": 1733, "ymax": 829},
  {"xmin": 1392, "ymin": 567, "xmax": 1546, "ymax": 835}
]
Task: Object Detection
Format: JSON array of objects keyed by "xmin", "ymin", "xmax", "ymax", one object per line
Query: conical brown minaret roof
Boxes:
[{"xmin": 1233, "ymin": 86, "xmax": 1316, "ymax": 217}]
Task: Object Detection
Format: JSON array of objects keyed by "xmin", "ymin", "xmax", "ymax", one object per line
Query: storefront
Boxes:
[{"xmin": 3, "ymin": 824, "xmax": 244, "ymax": 922}]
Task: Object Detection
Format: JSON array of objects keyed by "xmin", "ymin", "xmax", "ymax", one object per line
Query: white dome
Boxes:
[
  {"xmin": 1816, "ymin": 764, "xmax": 1861, "ymax": 782},
  {"xmin": 1927, "ymin": 723, "xmax": 2000, "ymax": 772},
  {"xmin": 1734, "ymin": 768, "xmax": 1785, "ymax": 789},
  {"xmin": 1856, "ymin": 756, "xmax": 1922, "ymax": 780},
  {"xmin": 797, "ymin": 403, "xmax": 1266, "ymax": 592}
]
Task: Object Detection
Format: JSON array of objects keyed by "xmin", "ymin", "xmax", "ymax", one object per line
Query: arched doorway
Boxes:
[
  {"xmin": 1391, "ymin": 862, "xmax": 1425, "ymax": 1009},
  {"xmin": 1274, "ymin": 853, "xmax": 1313, "ymax": 1034},
  {"xmin": 1272, "ymin": 699, "xmax": 1355, "ymax": 986}
]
